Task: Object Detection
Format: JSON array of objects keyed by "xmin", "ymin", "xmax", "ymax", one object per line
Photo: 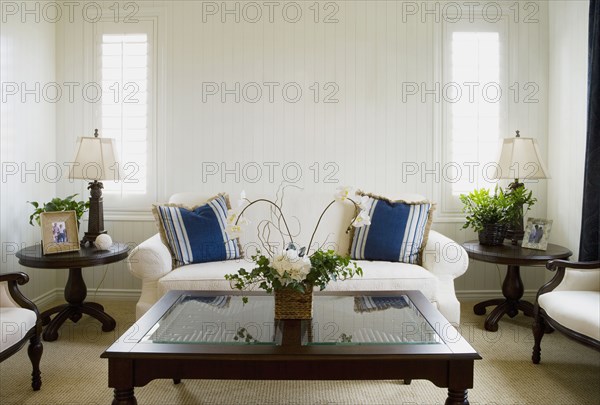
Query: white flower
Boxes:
[
  {"xmin": 227, "ymin": 210, "xmax": 250, "ymax": 226},
  {"xmin": 226, "ymin": 209, "xmax": 239, "ymax": 224},
  {"xmin": 225, "ymin": 223, "xmax": 244, "ymax": 239},
  {"xmin": 270, "ymin": 249, "xmax": 312, "ymax": 283},
  {"xmin": 334, "ymin": 186, "xmax": 354, "ymax": 202},
  {"xmin": 358, "ymin": 195, "xmax": 373, "ymax": 211},
  {"xmin": 238, "ymin": 190, "xmax": 248, "ymax": 208},
  {"xmin": 352, "ymin": 210, "xmax": 371, "ymax": 227}
]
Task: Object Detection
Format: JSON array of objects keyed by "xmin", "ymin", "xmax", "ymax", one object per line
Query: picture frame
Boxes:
[
  {"xmin": 522, "ymin": 218, "xmax": 553, "ymax": 251},
  {"xmin": 40, "ymin": 211, "xmax": 80, "ymax": 255}
]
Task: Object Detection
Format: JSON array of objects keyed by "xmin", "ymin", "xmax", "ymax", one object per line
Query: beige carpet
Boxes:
[{"xmin": 1, "ymin": 299, "xmax": 599, "ymax": 405}]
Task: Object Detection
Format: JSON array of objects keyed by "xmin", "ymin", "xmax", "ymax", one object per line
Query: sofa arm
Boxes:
[
  {"xmin": 421, "ymin": 230, "xmax": 469, "ymax": 279},
  {"xmin": 128, "ymin": 233, "xmax": 173, "ymax": 281}
]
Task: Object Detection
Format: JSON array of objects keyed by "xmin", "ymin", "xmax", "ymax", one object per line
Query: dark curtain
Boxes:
[{"xmin": 580, "ymin": 0, "xmax": 600, "ymax": 261}]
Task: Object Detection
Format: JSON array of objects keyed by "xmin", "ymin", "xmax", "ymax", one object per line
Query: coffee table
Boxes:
[{"xmin": 102, "ymin": 290, "xmax": 481, "ymax": 405}]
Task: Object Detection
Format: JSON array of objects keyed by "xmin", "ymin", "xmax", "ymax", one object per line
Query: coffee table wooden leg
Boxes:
[
  {"xmin": 445, "ymin": 389, "xmax": 469, "ymax": 405},
  {"xmin": 112, "ymin": 388, "xmax": 137, "ymax": 405}
]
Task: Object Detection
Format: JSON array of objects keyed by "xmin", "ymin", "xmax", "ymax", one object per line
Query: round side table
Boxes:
[
  {"xmin": 16, "ymin": 243, "xmax": 130, "ymax": 341},
  {"xmin": 462, "ymin": 241, "xmax": 572, "ymax": 332}
]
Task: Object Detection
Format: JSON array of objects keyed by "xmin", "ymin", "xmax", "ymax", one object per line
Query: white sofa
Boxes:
[{"xmin": 128, "ymin": 192, "xmax": 469, "ymax": 324}]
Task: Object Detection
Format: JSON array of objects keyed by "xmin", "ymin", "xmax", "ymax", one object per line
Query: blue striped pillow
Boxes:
[
  {"xmin": 350, "ymin": 195, "xmax": 433, "ymax": 264},
  {"xmin": 153, "ymin": 194, "xmax": 240, "ymax": 266}
]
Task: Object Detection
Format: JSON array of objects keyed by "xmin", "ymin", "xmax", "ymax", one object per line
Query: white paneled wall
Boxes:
[
  {"xmin": 50, "ymin": 1, "xmax": 556, "ymax": 299},
  {"xmin": 548, "ymin": 1, "xmax": 589, "ymax": 260},
  {"xmin": 0, "ymin": 18, "xmax": 57, "ymax": 299}
]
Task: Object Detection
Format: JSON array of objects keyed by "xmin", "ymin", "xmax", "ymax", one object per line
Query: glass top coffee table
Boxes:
[{"xmin": 102, "ymin": 290, "xmax": 481, "ymax": 405}]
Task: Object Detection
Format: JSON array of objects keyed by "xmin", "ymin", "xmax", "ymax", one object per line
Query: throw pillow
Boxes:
[
  {"xmin": 350, "ymin": 192, "xmax": 434, "ymax": 265},
  {"xmin": 153, "ymin": 194, "xmax": 241, "ymax": 266}
]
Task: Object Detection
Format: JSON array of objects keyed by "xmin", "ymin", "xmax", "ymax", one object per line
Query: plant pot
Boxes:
[
  {"xmin": 478, "ymin": 224, "xmax": 508, "ymax": 246},
  {"xmin": 274, "ymin": 284, "xmax": 313, "ymax": 320}
]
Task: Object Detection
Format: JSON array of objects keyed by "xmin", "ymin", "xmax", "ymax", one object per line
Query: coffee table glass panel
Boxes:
[
  {"xmin": 141, "ymin": 293, "xmax": 441, "ymax": 346},
  {"xmin": 143, "ymin": 295, "xmax": 281, "ymax": 345},
  {"xmin": 304, "ymin": 295, "xmax": 441, "ymax": 345}
]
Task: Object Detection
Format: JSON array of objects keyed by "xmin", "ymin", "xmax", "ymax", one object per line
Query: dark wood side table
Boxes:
[
  {"xmin": 16, "ymin": 243, "xmax": 130, "ymax": 341},
  {"xmin": 462, "ymin": 241, "xmax": 572, "ymax": 332}
]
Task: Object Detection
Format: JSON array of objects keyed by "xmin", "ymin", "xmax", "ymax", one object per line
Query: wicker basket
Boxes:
[
  {"xmin": 478, "ymin": 224, "xmax": 508, "ymax": 246},
  {"xmin": 274, "ymin": 284, "xmax": 313, "ymax": 320}
]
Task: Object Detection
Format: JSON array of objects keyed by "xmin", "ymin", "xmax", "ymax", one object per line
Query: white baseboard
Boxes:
[
  {"xmin": 34, "ymin": 288, "xmax": 141, "ymax": 306},
  {"xmin": 456, "ymin": 289, "xmax": 537, "ymax": 301},
  {"xmin": 33, "ymin": 288, "xmax": 63, "ymax": 308}
]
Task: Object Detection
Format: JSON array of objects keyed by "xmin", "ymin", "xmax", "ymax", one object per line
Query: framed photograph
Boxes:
[
  {"xmin": 522, "ymin": 218, "xmax": 553, "ymax": 251},
  {"xmin": 40, "ymin": 211, "xmax": 80, "ymax": 255}
]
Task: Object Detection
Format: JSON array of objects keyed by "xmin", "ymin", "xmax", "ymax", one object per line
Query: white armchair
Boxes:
[
  {"xmin": 0, "ymin": 272, "xmax": 43, "ymax": 390},
  {"xmin": 532, "ymin": 259, "xmax": 600, "ymax": 364}
]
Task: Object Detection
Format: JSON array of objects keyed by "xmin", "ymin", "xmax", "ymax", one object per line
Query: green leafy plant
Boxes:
[
  {"xmin": 500, "ymin": 185, "xmax": 537, "ymax": 225},
  {"xmin": 459, "ymin": 187, "xmax": 512, "ymax": 232},
  {"xmin": 28, "ymin": 194, "xmax": 90, "ymax": 226}
]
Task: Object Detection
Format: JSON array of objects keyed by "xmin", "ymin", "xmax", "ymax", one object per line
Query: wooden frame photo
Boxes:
[
  {"xmin": 40, "ymin": 211, "xmax": 80, "ymax": 255},
  {"xmin": 522, "ymin": 218, "xmax": 553, "ymax": 251}
]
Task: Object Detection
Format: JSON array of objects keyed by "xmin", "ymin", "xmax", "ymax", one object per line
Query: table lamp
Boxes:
[
  {"xmin": 493, "ymin": 130, "xmax": 549, "ymax": 244},
  {"xmin": 69, "ymin": 129, "xmax": 119, "ymax": 246}
]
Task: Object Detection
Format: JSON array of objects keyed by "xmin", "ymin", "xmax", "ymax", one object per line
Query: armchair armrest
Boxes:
[
  {"xmin": 546, "ymin": 259, "xmax": 600, "ymax": 271},
  {"xmin": 537, "ymin": 260, "xmax": 600, "ymax": 298},
  {"xmin": 127, "ymin": 233, "xmax": 173, "ymax": 282},
  {"xmin": 421, "ymin": 230, "xmax": 469, "ymax": 279},
  {"xmin": 0, "ymin": 272, "xmax": 39, "ymax": 316}
]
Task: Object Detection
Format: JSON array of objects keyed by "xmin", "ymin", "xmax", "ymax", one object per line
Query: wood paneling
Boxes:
[
  {"xmin": 0, "ymin": 19, "xmax": 57, "ymax": 299},
  {"xmin": 51, "ymin": 1, "xmax": 554, "ymax": 297},
  {"xmin": 547, "ymin": 1, "xmax": 589, "ymax": 261}
]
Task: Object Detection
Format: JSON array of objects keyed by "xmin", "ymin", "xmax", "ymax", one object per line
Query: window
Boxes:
[
  {"xmin": 450, "ymin": 31, "xmax": 501, "ymax": 195},
  {"xmin": 439, "ymin": 17, "xmax": 508, "ymax": 215},
  {"xmin": 95, "ymin": 20, "xmax": 156, "ymax": 212}
]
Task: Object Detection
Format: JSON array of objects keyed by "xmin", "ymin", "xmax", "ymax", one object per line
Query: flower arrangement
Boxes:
[{"xmin": 224, "ymin": 186, "xmax": 370, "ymax": 305}]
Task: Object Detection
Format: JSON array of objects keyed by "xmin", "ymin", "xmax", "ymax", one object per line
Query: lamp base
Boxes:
[
  {"xmin": 81, "ymin": 230, "xmax": 107, "ymax": 247},
  {"xmin": 80, "ymin": 180, "xmax": 107, "ymax": 247}
]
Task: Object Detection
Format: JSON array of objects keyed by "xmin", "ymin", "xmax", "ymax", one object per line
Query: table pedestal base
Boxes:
[
  {"xmin": 473, "ymin": 264, "xmax": 534, "ymax": 332},
  {"xmin": 474, "ymin": 299, "xmax": 534, "ymax": 332},
  {"xmin": 41, "ymin": 267, "xmax": 116, "ymax": 341}
]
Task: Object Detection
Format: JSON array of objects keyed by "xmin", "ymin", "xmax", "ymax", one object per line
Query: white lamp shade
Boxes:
[
  {"xmin": 493, "ymin": 136, "xmax": 550, "ymax": 180},
  {"xmin": 69, "ymin": 137, "xmax": 120, "ymax": 181}
]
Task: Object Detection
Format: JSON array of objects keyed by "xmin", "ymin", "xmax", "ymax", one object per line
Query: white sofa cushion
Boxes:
[
  {"xmin": 158, "ymin": 259, "xmax": 438, "ymax": 302},
  {"xmin": 323, "ymin": 260, "xmax": 438, "ymax": 301},
  {"xmin": 158, "ymin": 260, "xmax": 250, "ymax": 294},
  {"xmin": 0, "ymin": 307, "xmax": 36, "ymax": 353},
  {"xmin": 538, "ymin": 291, "xmax": 600, "ymax": 341}
]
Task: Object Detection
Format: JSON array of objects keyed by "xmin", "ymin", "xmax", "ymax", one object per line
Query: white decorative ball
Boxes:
[{"xmin": 95, "ymin": 234, "xmax": 113, "ymax": 250}]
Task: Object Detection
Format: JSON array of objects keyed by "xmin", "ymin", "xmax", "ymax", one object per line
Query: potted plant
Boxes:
[
  {"xmin": 224, "ymin": 187, "xmax": 365, "ymax": 319},
  {"xmin": 459, "ymin": 187, "xmax": 511, "ymax": 246},
  {"xmin": 28, "ymin": 194, "xmax": 90, "ymax": 229}
]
